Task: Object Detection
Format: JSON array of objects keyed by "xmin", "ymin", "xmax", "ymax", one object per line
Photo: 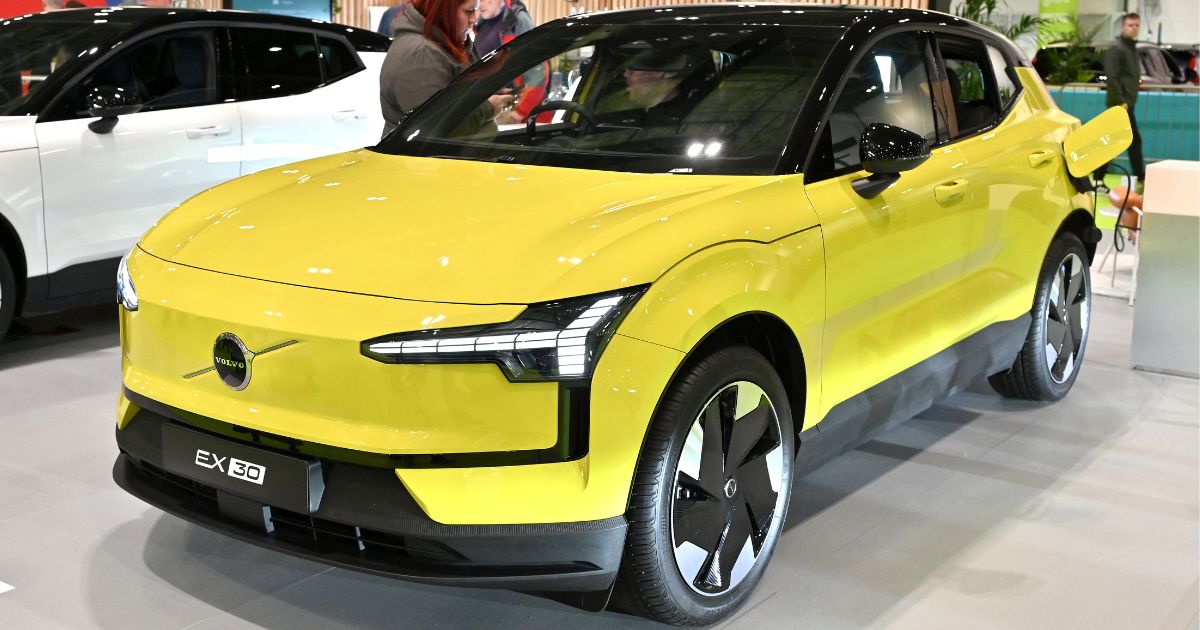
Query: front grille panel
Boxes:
[{"xmin": 131, "ymin": 457, "xmax": 468, "ymax": 566}]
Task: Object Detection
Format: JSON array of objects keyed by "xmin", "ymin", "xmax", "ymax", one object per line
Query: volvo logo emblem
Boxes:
[
  {"xmin": 213, "ymin": 333, "xmax": 254, "ymax": 391},
  {"xmin": 723, "ymin": 478, "xmax": 738, "ymax": 499}
]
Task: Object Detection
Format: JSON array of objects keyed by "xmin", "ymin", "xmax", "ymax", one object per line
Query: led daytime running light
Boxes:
[
  {"xmin": 117, "ymin": 252, "xmax": 138, "ymax": 311},
  {"xmin": 366, "ymin": 296, "xmax": 623, "ymax": 377}
]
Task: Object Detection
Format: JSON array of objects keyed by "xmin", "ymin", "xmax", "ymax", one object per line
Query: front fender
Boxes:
[
  {"xmin": 393, "ymin": 230, "xmax": 828, "ymax": 525},
  {"xmin": 617, "ymin": 228, "xmax": 827, "ymax": 430}
]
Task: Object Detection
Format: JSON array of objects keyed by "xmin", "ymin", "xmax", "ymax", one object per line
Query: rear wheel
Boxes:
[
  {"xmin": 989, "ymin": 232, "xmax": 1091, "ymax": 401},
  {"xmin": 615, "ymin": 345, "xmax": 794, "ymax": 626},
  {"xmin": 0, "ymin": 248, "xmax": 15, "ymax": 342}
]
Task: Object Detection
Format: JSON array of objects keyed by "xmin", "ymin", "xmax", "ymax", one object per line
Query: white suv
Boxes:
[{"xmin": 0, "ymin": 7, "xmax": 389, "ymax": 339}]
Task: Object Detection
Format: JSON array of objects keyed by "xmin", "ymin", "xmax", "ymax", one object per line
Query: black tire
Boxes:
[
  {"xmin": 989, "ymin": 232, "xmax": 1092, "ymax": 401},
  {"xmin": 614, "ymin": 345, "xmax": 795, "ymax": 626},
  {"xmin": 0, "ymin": 247, "xmax": 15, "ymax": 343}
]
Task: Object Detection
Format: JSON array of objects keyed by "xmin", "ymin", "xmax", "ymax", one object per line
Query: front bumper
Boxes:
[{"xmin": 114, "ymin": 406, "xmax": 626, "ymax": 592}]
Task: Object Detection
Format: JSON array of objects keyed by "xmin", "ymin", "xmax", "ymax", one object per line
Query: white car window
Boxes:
[{"xmin": 233, "ymin": 28, "xmax": 324, "ymax": 100}]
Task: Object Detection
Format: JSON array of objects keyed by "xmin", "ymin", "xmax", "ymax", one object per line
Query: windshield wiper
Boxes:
[{"xmin": 430, "ymin": 154, "xmax": 517, "ymax": 163}]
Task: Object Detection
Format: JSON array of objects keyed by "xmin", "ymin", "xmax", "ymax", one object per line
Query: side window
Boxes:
[
  {"xmin": 818, "ymin": 33, "xmax": 937, "ymax": 176},
  {"xmin": 233, "ymin": 28, "xmax": 322, "ymax": 100},
  {"xmin": 63, "ymin": 30, "xmax": 217, "ymax": 118},
  {"xmin": 987, "ymin": 45, "xmax": 1019, "ymax": 111},
  {"xmin": 318, "ymin": 37, "xmax": 361, "ymax": 84},
  {"xmin": 938, "ymin": 36, "xmax": 1002, "ymax": 137}
]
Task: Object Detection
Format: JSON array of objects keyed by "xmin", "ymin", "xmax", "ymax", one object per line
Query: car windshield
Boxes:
[
  {"xmin": 375, "ymin": 23, "xmax": 843, "ymax": 175},
  {"xmin": 0, "ymin": 18, "xmax": 125, "ymax": 115}
]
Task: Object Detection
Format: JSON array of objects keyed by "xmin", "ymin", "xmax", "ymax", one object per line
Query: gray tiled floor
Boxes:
[{"xmin": 0, "ymin": 293, "xmax": 1196, "ymax": 629}]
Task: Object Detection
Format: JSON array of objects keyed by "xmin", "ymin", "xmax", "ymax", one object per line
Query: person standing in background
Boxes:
[
  {"xmin": 473, "ymin": 0, "xmax": 547, "ymax": 123},
  {"xmin": 377, "ymin": 1, "xmax": 413, "ymax": 37},
  {"xmin": 378, "ymin": 0, "xmax": 511, "ymax": 137},
  {"xmin": 1101, "ymin": 12, "xmax": 1146, "ymax": 189}
]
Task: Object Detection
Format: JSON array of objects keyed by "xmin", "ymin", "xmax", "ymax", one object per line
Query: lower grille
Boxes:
[{"xmin": 134, "ymin": 459, "xmax": 465, "ymax": 564}]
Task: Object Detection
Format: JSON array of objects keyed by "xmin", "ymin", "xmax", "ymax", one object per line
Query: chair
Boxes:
[{"xmin": 1096, "ymin": 185, "xmax": 1144, "ymax": 305}]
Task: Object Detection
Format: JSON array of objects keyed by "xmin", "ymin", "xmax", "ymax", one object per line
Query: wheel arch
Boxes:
[
  {"xmin": 0, "ymin": 209, "xmax": 28, "ymax": 314},
  {"xmin": 1056, "ymin": 207, "xmax": 1102, "ymax": 263},
  {"xmin": 680, "ymin": 312, "xmax": 808, "ymax": 442}
]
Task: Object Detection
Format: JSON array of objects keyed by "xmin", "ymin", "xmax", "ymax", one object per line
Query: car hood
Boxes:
[
  {"xmin": 0, "ymin": 117, "xmax": 37, "ymax": 153},
  {"xmin": 140, "ymin": 150, "xmax": 813, "ymax": 304}
]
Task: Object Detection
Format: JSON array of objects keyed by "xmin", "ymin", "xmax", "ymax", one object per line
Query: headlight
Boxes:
[
  {"xmin": 361, "ymin": 287, "xmax": 647, "ymax": 382},
  {"xmin": 117, "ymin": 251, "xmax": 138, "ymax": 311}
]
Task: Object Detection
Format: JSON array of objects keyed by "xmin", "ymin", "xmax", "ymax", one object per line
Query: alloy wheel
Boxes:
[
  {"xmin": 670, "ymin": 381, "xmax": 785, "ymax": 596},
  {"xmin": 1044, "ymin": 252, "xmax": 1090, "ymax": 384}
]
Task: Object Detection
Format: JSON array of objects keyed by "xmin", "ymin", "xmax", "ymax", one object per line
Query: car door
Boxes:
[
  {"xmin": 35, "ymin": 27, "xmax": 240, "ymax": 286},
  {"xmin": 231, "ymin": 27, "xmax": 382, "ymax": 176},
  {"xmin": 934, "ymin": 35, "xmax": 1070, "ymax": 333},
  {"xmin": 803, "ymin": 31, "xmax": 973, "ymax": 414}
]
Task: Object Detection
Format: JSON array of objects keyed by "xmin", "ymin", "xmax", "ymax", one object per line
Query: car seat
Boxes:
[{"xmin": 947, "ymin": 69, "xmax": 995, "ymax": 133}]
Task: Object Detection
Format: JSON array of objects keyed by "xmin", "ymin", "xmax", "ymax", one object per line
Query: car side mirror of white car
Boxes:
[
  {"xmin": 853, "ymin": 123, "xmax": 931, "ymax": 199},
  {"xmin": 84, "ymin": 85, "xmax": 144, "ymax": 135},
  {"xmin": 1063, "ymin": 106, "xmax": 1133, "ymax": 178}
]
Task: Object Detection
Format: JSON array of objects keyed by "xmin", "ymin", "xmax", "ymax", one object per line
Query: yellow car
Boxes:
[{"xmin": 112, "ymin": 5, "xmax": 1131, "ymax": 625}]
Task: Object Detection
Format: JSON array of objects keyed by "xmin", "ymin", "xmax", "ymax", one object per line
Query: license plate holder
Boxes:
[{"xmin": 161, "ymin": 423, "xmax": 324, "ymax": 513}]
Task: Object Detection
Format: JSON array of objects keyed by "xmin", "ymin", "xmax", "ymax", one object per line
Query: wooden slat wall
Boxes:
[
  {"xmin": 329, "ymin": 0, "xmax": 928, "ymax": 31},
  {"xmin": 337, "ymin": 0, "xmax": 398, "ymax": 32}
]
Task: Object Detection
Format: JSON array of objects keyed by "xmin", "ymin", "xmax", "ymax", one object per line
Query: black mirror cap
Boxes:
[
  {"xmin": 85, "ymin": 85, "xmax": 143, "ymax": 120},
  {"xmin": 860, "ymin": 123, "xmax": 931, "ymax": 175}
]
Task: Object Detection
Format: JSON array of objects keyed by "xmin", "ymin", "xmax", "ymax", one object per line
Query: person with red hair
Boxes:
[{"xmin": 379, "ymin": 0, "xmax": 510, "ymax": 136}]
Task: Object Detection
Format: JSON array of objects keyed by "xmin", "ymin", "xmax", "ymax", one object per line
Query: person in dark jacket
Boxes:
[
  {"xmin": 376, "ymin": 2, "xmax": 412, "ymax": 37},
  {"xmin": 1100, "ymin": 12, "xmax": 1145, "ymax": 184},
  {"xmin": 473, "ymin": 0, "xmax": 547, "ymax": 123},
  {"xmin": 378, "ymin": 0, "xmax": 511, "ymax": 137}
]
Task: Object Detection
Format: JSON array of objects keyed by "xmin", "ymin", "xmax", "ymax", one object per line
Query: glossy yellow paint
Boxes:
[
  {"xmin": 116, "ymin": 393, "xmax": 139, "ymax": 430},
  {"xmin": 615, "ymin": 225, "xmax": 827, "ymax": 430},
  {"xmin": 121, "ymin": 247, "xmax": 562, "ymax": 455},
  {"xmin": 401, "ymin": 210, "xmax": 829, "ymax": 523},
  {"xmin": 952, "ymin": 71, "xmax": 1089, "ymax": 339},
  {"xmin": 398, "ymin": 333, "xmax": 685, "ymax": 524},
  {"xmin": 804, "ymin": 144, "xmax": 975, "ymax": 417},
  {"xmin": 140, "ymin": 151, "xmax": 804, "ymax": 305},
  {"xmin": 121, "ymin": 167, "xmax": 827, "ymax": 524},
  {"xmin": 120, "ymin": 65, "xmax": 1090, "ymax": 525},
  {"xmin": 1064, "ymin": 106, "xmax": 1134, "ymax": 177}
]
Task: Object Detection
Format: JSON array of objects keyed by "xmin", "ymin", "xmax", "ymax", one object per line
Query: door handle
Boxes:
[
  {"xmin": 1027, "ymin": 149, "xmax": 1056, "ymax": 168},
  {"xmin": 186, "ymin": 125, "xmax": 231, "ymax": 139},
  {"xmin": 934, "ymin": 179, "xmax": 968, "ymax": 203},
  {"xmin": 332, "ymin": 109, "xmax": 365, "ymax": 121}
]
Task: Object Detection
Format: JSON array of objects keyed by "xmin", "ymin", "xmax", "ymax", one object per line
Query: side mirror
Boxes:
[
  {"xmin": 852, "ymin": 123, "xmax": 930, "ymax": 199},
  {"xmin": 84, "ymin": 85, "xmax": 143, "ymax": 134},
  {"xmin": 1063, "ymin": 106, "xmax": 1133, "ymax": 178}
]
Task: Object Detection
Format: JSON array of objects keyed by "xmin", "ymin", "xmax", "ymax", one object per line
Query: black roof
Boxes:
[
  {"xmin": 566, "ymin": 4, "xmax": 965, "ymax": 29},
  {"xmin": 554, "ymin": 4, "xmax": 1022, "ymax": 60},
  {"xmin": 13, "ymin": 6, "xmax": 387, "ymax": 50}
]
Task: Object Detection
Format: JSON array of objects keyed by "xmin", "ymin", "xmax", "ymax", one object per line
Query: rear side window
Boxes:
[
  {"xmin": 937, "ymin": 35, "xmax": 1002, "ymax": 138},
  {"xmin": 318, "ymin": 36, "xmax": 361, "ymax": 84},
  {"xmin": 987, "ymin": 45, "xmax": 1019, "ymax": 111},
  {"xmin": 233, "ymin": 28, "xmax": 322, "ymax": 100}
]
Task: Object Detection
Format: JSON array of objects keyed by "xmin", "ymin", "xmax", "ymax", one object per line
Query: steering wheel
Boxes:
[{"xmin": 525, "ymin": 100, "xmax": 600, "ymax": 140}]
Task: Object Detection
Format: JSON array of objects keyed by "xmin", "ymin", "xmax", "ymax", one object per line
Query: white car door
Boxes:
[
  {"xmin": 36, "ymin": 28, "xmax": 240, "ymax": 278},
  {"xmin": 231, "ymin": 27, "xmax": 384, "ymax": 176}
]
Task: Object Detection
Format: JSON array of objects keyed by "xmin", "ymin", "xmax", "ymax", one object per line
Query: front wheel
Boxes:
[
  {"xmin": 614, "ymin": 345, "xmax": 794, "ymax": 626},
  {"xmin": 989, "ymin": 232, "xmax": 1092, "ymax": 401}
]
